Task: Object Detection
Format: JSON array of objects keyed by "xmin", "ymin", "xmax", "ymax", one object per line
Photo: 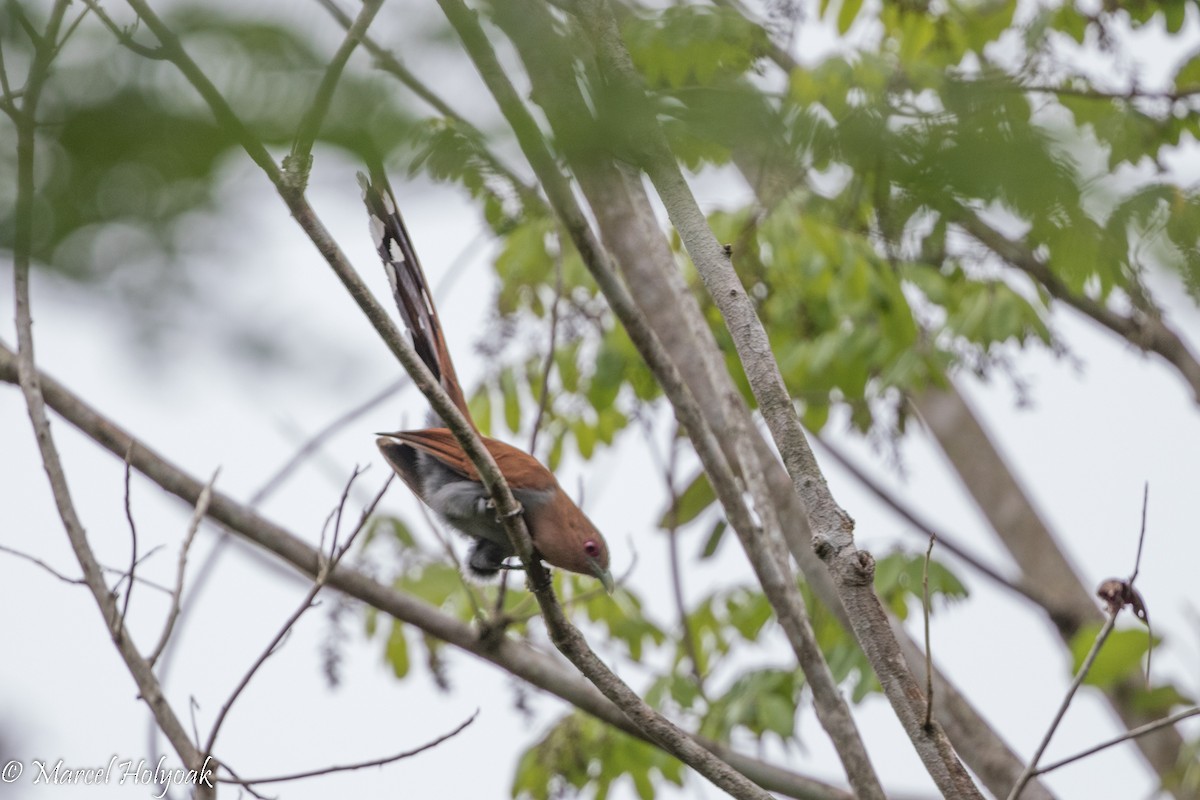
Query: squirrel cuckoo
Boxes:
[{"xmin": 360, "ymin": 173, "xmax": 614, "ymax": 592}]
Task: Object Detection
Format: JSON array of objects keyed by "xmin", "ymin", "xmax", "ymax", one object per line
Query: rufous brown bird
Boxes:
[{"xmin": 360, "ymin": 173, "xmax": 613, "ymax": 592}]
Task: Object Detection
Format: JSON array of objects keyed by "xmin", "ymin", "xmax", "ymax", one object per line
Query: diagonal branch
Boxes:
[
  {"xmin": 439, "ymin": 1, "xmax": 885, "ymax": 796},
  {"xmin": 57, "ymin": 9, "xmax": 774, "ymax": 798},
  {"xmin": 568, "ymin": 1, "xmax": 979, "ymax": 795},
  {"xmin": 313, "ymin": 0, "xmax": 545, "ymax": 214},
  {"xmin": 0, "ymin": 339, "xmax": 854, "ymax": 800},
  {"xmin": 286, "ymin": 0, "xmax": 385, "ymax": 190},
  {"xmin": 9, "ymin": 2, "xmax": 212, "ymax": 795},
  {"xmin": 959, "ymin": 211, "xmax": 1200, "ymax": 404}
]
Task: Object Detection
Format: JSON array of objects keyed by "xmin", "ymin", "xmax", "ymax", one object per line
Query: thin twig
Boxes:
[
  {"xmin": 1033, "ymin": 706, "xmax": 1200, "ymax": 777},
  {"xmin": 1131, "ymin": 482, "xmax": 1149, "ymax": 583},
  {"xmin": 286, "ymin": 0, "xmax": 384, "ymax": 189},
  {"xmin": 203, "ymin": 471, "xmax": 390, "ymax": 757},
  {"xmin": 1006, "ymin": 609, "xmax": 1120, "ymax": 799},
  {"xmin": 0, "ymin": 543, "xmax": 87, "ymax": 586},
  {"xmin": 922, "ymin": 535, "xmax": 935, "ymax": 730},
  {"xmin": 312, "ymin": 0, "xmax": 545, "ymax": 213},
  {"xmin": 660, "ymin": 428, "xmax": 705, "ymax": 693},
  {"xmin": 216, "ymin": 710, "xmax": 478, "ymax": 786},
  {"xmin": 1135, "ymin": 483, "xmax": 1153, "ymax": 687},
  {"xmin": 0, "ymin": 38, "xmax": 14, "ymax": 99},
  {"xmin": 119, "ymin": 447, "xmax": 139, "ymax": 634},
  {"xmin": 148, "ymin": 468, "xmax": 219, "ymax": 668},
  {"xmin": 528, "ymin": 231, "xmax": 565, "ymax": 456},
  {"xmin": 80, "ymin": 0, "xmax": 166, "ymax": 58},
  {"xmin": 1008, "ymin": 485, "xmax": 1156, "ymax": 799},
  {"xmin": 50, "ymin": 2, "xmax": 91, "ymax": 59},
  {"xmin": 251, "ymin": 378, "xmax": 405, "ymax": 506},
  {"xmin": 0, "ymin": 543, "xmax": 175, "ymax": 593}
]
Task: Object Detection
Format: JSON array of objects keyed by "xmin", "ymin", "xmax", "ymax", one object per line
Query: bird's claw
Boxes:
[{"xmin": 481, "ymin": 496, "xmax": 524, "ymax": 522}]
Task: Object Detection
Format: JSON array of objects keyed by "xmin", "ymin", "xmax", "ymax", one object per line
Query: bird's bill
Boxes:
[{"xmin": 591, "ymin": 562, "xmax": 615, "ymax": 594}]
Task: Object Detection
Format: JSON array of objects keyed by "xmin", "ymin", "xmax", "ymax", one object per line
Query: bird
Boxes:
[{"xmin": 359, "ymin": 172, "xmax": 614, "ymax": 593}]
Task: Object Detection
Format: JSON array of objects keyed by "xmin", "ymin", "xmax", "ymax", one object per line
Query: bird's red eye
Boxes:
[{"xmin": 584, "ymin": 540, "xmax": 600, "ymax": 558}]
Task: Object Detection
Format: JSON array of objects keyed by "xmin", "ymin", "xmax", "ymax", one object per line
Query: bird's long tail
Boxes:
[{"xmin": 358, "ymin": 171, "xmax": 471, "ymax": 421}]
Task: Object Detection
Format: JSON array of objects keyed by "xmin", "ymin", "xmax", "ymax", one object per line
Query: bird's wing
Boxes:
[
  {"xmin": 384, "ymin": 430, "xmax": 558, "ymax": 492},
  {"xmin": 358, "ymin": 171, "xmax": 471, "ymax": 421}
]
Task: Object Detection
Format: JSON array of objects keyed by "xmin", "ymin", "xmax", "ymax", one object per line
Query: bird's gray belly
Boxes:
[{"xmin": 416, "ymin": 451, "xmax": 552, "ymax": 551}]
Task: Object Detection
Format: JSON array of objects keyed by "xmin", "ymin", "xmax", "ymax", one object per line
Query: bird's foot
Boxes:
[{"xmin": 479, "ymin": 496, "xmax": 525, "ymax": 522}]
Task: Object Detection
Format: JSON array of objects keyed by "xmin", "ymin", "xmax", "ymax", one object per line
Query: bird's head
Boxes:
[{"xmin": 532, "ymin": 495, "xmax": 613, "ymax": 593}]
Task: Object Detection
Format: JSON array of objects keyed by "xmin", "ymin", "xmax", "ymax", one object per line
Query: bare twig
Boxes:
[
  {"xmin": 663, "ymin": 431, "xmax": 705, "ymax": 693},
  {"xmin": 1032, "ymin": 707, "xmax": 1200, "ymax": 777},
  {"xmin": 252, "ymin": 378, "xmax": 405, "ymax": 506},
  {"xmin": 148, "ymin": 469, "xmax": 219, "ymax": 668},
  {"xmin": 0, "ymin": 543, "xmax": 87, "ymax": 586},
  {"xmin": 80, "ymin": 0, "xmax": 166, "ymax": 58},
  {"xmin": 1131, "ymin": 483, "xmax": 1149, "ymax": 583},
  {"xmin": 0, "ymin": 38, "xmax": 14, "ymax": 100},
  {"xmin": 203, "ymin": 471, "xmax": 391, "ymax": 756},
  {"xmin": 1006, "ymin": 610, "xmax": 1120, "ymax": 800},
  {"xmin": 1, "ymin": 543, "xmax": 175, "ymax": 593},
  {"xmin": 528, "ymin": 232, "xmax": 565, "ymax": 457},
  {"xmin": 923, "ymin": 535, "xmax": 935, "ymax": 730},
  {"xmin": 119, "ymin": 449, "xmax": 139, "ymax": 633},
  {"xmin": 216, "ymin": 710, "xmax": 478, "ymax": 786},
  {"xmin": 1008, "ymin": 488, "xmax": 1154, "ymax": 799},
  {"xmin": 49, "ymin": 2, "xmax": 91, "ymax": 60},
  {"xmin": 285, "ymin": 0, "xmax": 384, "ymax": 190}
]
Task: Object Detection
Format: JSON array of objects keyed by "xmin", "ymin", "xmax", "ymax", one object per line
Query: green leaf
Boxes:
[
  {"xmin": 468, "ymin": 385, "xmax": 493, "ymax": 436},
  {"xmin": 701, "ymin": 669, "xmax": 802, "ymax": 743},
  {"xmin": 659, "ymin": 471, "xmax": 717, "ymax": 528},
  {"xmin": 1130, "ymin": 684, "xmax": 1194, "ymax": 716},
  {"xmin": 1175, "ymin": 50, "xmax": 1200, "ymax": 92},
  {"xmin": 700, "ymin": 520, "xmax": 728, "ymax": 559},
  {"xmin": 1069, "ymin": 625, "xmax": 1157, "ymax": 688},
  {"xmin": 572, "ymin": 418, "xmax": 597, "ymax": 459},
  {"xmin": 837, "ymin": 0, "xmax": 864, "ymax": 34},
  {"xmin": 725, "ymin": 588, "xmax": 773, "ymax": 640},
  {"xmin": 500, "ymin": 368, "xmax": 522, "ymax": 433},
  {"xmin": 514, "ymin": 713, "xmax": 684, "ymax": 800},
  {"xmin": 385, "ymin": 621, "xmax": 409, "ymax": 678}
]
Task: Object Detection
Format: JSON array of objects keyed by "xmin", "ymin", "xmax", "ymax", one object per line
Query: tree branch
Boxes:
[
  {"xmin": 8, "ymin": 3, "xmax": 212, "ymax": 795},
  {"xmin": 444, "ymin": 2, "xmax": 885, "ymax": 795},
  {"xmin": 313, "ymin": 0, "xmax": 545, "ymax": 213},
  {"xmin": 959, "ymin": 211, "xmax": 1200, "ymax": 405},
  {"xmin": 285, "ymin": 0, "xmax": 384, "ymax": 190},
  {"xmin": 569, "ymin": 1, "xmax": 978, "ymax": 795},
  {"xmin": 913, "ymin": 383, "xmax": 1188, "ymax": 781},
  {"xmin": 1033, "ymin": 707, "xmax": 1200, "ymax": 777},
  {"xmin": 0, "ymin": 340, "xmax": 853, "ymax": 800},
  {"xmin": 1006, "ymin": 611, "xmax": 1120, "ymax": 800}
]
